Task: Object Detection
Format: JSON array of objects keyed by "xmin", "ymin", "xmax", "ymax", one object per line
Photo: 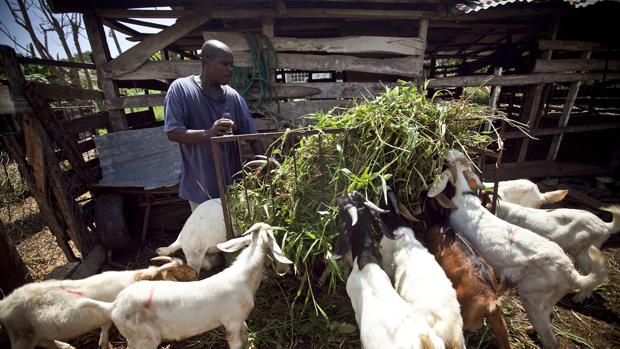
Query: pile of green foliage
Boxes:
[{"xmin": 227, "ymin": 82, "xmax": 505, "ymax": 316}]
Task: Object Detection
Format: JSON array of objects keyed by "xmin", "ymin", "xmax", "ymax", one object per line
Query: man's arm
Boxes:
[{"xmin": 167, "ymin": 119, "xmax": 234, "ymax": 144}]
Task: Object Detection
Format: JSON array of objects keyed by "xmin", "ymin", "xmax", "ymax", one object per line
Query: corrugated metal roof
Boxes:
[
  {"xmin": 459, "ymin": 0, "xmax": 609, "ymax": 12},
  {"xmin": 94, "ymin": 126, "xmax": 182, "ymax": 189}
]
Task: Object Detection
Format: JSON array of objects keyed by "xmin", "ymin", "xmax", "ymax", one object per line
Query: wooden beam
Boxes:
[
  {"xmin": 31, "ymin": 82, "xmax": 104, "ymax": 101},
  {"xmin": 482, "ymin": 161, "xmax": 610, "ymax": 180},
  {"xmin": 106, "ymin": 82, "xmax": 398, "ymax": 109},
  {"xmin": 17, "ymin": 56, "xmax": 96, "ymax": 70},
  {"xmin": 117, "ymin": 53, "xmax": 423, "ymax": 80},
  {"xmin": 538, "ymin": 40, "xmax": 612, "ymax": 52},
  {"xmin": 534, "ymin": 59, "xmax": 620, "ymax": 73},
  {"xmin": 84, "ymin": 14, "xmax": 127, "ymax": 131},
  {"xmin": 202, "ymin": 32, "xmax": 424, "ymax": 56},
  {"xmin": 104, "ymin": 13, "xmax": 210, "ymax": 78},
  {"xmin": 0, "ymin": 85, "xmax": 31, "ymax": 114},
  {"xmin": 62, "ymin": 111, "xmax": 109, "ymax": 135},
  {"xmin": 426, "ymin": 72, "xmax": 620, "ymax": 88},
  {"xmin": 503, "ymin": 122, "xmax": 620, "ymax": 139},
  {"xmin": 96, "ymin": 8, "xmax": 438, "ymax": 20},
  {"xmin": 547, "ymin": 51, "xmax": 592, "ymax": 161}
]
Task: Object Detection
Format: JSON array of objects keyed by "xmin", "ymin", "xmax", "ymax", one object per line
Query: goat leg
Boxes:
[{"xmin": 487, "ymin": 308, "xmax": 510, "ymax": 349}]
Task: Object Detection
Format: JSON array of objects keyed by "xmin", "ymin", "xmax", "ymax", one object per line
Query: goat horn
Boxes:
[
  {"xmin": 347, "ymin": 206, "xmax": 358, "ymax": 226},
  {"xmin": 243, "ymin": 222, "xmax": 270, "ymax": 236},
  {"xmin": 151, "ymin": 256, "xmax": 173, "ymax": 263},
  {"xmin": 244, "ymin": 160, "xmax": 268, "ymax": 168},
  {"xmin": 364, "ymin": 200, "xmax": 389, "ymax": 214}
]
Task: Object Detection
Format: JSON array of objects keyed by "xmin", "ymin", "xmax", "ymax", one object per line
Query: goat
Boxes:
[
  {"xmin": 428, "ymin": 149, "xmax": 607, "ymax": 349},
  {"xmin": 421, "ymin": 191, "xmax": 510, "ymax": 349},
  {"xmin": 156, "ymin": 198, "xmax": 227, "ymax": 274},
  {"xmin": 78, "ymin": 222, "xmax": 292, "ymax": 349},
  {"xmin": 332, "ymin": 191, "xmax": 445, "ymax": 349},
  {"xmin": 488, "ymin": 196, "xmax": 618, "ymax": 277},
  {"xmin": 0, "ymin": 258, "xmax": 189, "ymax": 349},
  {"xmin": 376, "ymin": 189, "xmax": 465, "ymax": 349},
  {"xmin": 483, "ymin": 179, "xmax": 567, "ymax": 208}
]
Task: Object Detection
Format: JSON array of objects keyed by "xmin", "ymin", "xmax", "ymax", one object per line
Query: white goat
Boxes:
[
  {"xmin": 78, "ymin": 223, "xmax": 292, "ymax": 349},
  {"xmin": 492, "ymin": 199, "xmax": 619, "ymax": 276},
  {"xmin": 483, "ymin": 179, "xmax": 568, "ymax": 208},
  {"xmin": 156, "ymin": 198, "xmax": 227, "ymax": 274},
  {"xmin": 332, "ymin": 192, "xmax": 445, "ymax": 349},
  {"xmin": 377, "ymin": 189, "xmax": 465, "ymax": 349},
  {"xmin": 428, "ymin": 149, "xmax": 607, "ymax": 349},
  {"xmin": 0, "ymin": 258, "xmax": 190, "ymax": 349}
]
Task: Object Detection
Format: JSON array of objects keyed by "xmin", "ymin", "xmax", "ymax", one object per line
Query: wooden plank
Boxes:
[
  {"xmin": 517, "ymin": 84, "xmax": 545, "ymax": 162},
  {"xmin": 104, "ymin": 13, "xmax": 211, "ymax": 79},
  {"xmin": 426, "ymin": 72, "xmax": 620, "ymax": 88},
  {"xmin": 71, "ymin": 245, "xmax": 106, "ymax": 280},
  {"xmin": 62, "ymin": 111, "xmax": 109, "ymax": 135},
  {"xmin": 260, "ymin": 99, "xmax": 354, "ymax": 121},
  {"xmin": 502, "ymin": 122, "xmax": 620, "ymax": 139},
  {"xmin": 17, "ymin": 56, "xmax": 96, "ymax": 70},
  {"xmin": 117, "ymin": 54, "xmax": 423, "ymax": 80},
  {"xmin": 482, "ymin": 161, "xmax": 610, "ymax": 180},
  {"xmin": 107, "ymin": 82, "xmax": 396, "ymax": 109},
  {"xmin": 31, "ymin": 82, "xmax": 104, "ymax": 101},
  {"xmin": 23, "ymin": 116, "xmax": 46, "ymax": 198},
  {"xmin": 547, "ymin": 51, "xmax": 591, "ymax": 161},
  {"xmin": 533, "ymin": 59, "xmax": 620, "ymax": 73},
  {"xmin": 538, "ymin": 40, "xmax": 611, "ymax": 52},
  {"xmin": 95, "ymin": 8, "xmax": 437, "ymax": 20},
  {"xmin": 84, "ymin": 14, "xmax": 127, "ymax": 131},
  {"xmin": 0, "ymin": 85, "xmax": 31, "ymax": 114},
  {"xmin": 202, "ymin": 32, "xmax": 423, "ymax": 55}
]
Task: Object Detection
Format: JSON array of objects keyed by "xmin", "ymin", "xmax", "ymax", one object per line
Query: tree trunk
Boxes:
[{"xmin": 70, "ymin": 15, "xmax": 94, "ymax": 90}]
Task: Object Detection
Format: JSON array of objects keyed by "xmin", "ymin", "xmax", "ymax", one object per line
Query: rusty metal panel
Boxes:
[{"xmin": 94, "ymin": 126, "xmax": 181, "ymax": 189}]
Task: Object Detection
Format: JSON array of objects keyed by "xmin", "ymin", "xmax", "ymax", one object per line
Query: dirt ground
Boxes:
[{"xmin": 2, "ymin": 176, "xmax": 619, "ymax": 349}]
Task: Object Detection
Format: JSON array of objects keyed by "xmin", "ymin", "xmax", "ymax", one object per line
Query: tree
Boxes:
[{"xmin": 1, "ymin": 0, "xmax": 93, "ymax": 87}]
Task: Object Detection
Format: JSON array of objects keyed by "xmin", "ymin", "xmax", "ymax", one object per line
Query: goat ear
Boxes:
[
  {"xmin": 428, "ymin": 169, "xmax": 452, "ymax": 197},
  {"xmin": 216, "ymin": 235, "xmax": 251, "ymax": 253},
  {"xmin": 397, "ymin": 202, "xmax": 419, "ymax": 222},
  {"xmin": 463, "ymin": 169, "xmax": 484, "ymax": 189},
  {"xmin": 331, "ymin": 224, "xmax": 352, "ymax": 260},
  {"xmin": 436, "ymin": 193, "xmax": 457, "ymax": 209},
  {"xmin": 267, "ymin": 230, "xmax": 293, "ymax": 270}
]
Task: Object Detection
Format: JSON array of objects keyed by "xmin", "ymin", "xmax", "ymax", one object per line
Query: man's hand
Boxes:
[{"xmin": 208, "ymin": 118, "xmax": 234, "ymax": 137}]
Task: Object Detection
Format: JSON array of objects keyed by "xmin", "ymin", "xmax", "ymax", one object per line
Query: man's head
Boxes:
[{"xmin": 201, "ymin": 40, "xmax": 234, "ymax": 86}]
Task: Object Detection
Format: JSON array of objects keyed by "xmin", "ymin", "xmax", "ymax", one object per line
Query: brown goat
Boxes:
[{"xmin": 421, "ymin": 191, "xmax": 511, "ymax": 349}]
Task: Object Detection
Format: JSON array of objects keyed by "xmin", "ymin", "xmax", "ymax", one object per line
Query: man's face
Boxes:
[{"xmin": 203, "ymin": 51, "xmax": 233, "ymax": 85}]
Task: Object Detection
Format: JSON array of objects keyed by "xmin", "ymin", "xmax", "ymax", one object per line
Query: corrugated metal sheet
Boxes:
[
  {"xmin": 94, "ymin": 126, "xmax": 182, "ymax": 189},
  {"xmin": 459, "ymin": 0, "xmax": 609, "ymax": 12}
]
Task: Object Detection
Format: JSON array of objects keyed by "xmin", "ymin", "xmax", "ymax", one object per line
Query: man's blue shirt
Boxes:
[{"xmin": 164, "ymin": 75, "xmax": 257, "ymax": 203}]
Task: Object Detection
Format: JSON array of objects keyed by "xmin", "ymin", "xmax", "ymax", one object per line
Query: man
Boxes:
[{"xmin": 164, "ymin": 40, "xmax": 263, "ymax": 210}]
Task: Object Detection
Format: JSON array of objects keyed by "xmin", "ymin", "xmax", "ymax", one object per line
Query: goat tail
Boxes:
[
  {"xmin": 571, "ymin": 245, "xmax": 607, "ymax": 303},
  {"xmin": 75, "ymin": 297, "xmax": 114, "ymax": 316},
  {"xmin": 540, "ymin": 189, "xmax": 568, "ymax": 205},
  {"xmin": 600, "ymin": 205, "xmax": 620, "ymax": 234},
  {"xmin": 155, "ymin": 237, "xmax": 182, "ymax": 256}
]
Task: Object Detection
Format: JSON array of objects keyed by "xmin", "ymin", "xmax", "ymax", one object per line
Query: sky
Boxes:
[{"xmin": 0, "ymin": 2, "xmax": 175, "ymax": 59}]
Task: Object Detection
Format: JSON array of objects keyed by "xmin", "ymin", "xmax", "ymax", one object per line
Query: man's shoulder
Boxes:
[{"xmin": 223, "ymin": 85, "xmax": 243, "ymax": 99}]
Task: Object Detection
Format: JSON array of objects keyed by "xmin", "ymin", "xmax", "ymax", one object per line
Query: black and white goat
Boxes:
[
  {"xmin": 332, "ymin": 191, "xmax": 445, "ymax": 349},
  {"xmin": 376, "ymin": 188, "xmax": 465, "ymax": 349},
  {"xmin": 428, "ymin": 149, "xmax": 607, "ymax": 349}
]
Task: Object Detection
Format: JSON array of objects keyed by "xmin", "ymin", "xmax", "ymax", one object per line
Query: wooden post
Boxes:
[
  {"xmin": 518, "ymin": 16, "xmax": 560, "ymax": 162},
  {"xmin": 83, "ymin": 14, "xmax": 127, "ymax": 132},
  {"xmin": 417, "ymin": 18, "xmax": 429, "ymax": 87},
  {"xmin": 0, "ymin": 45, "xmax": 78, "ymax": 261},
  {"xmin": 0, "ymin": 220, "xmax": 32, "ymax": 293},
  {"xmin": 547, "ymin": 51, "xmax": 592, "ymax": 160}
]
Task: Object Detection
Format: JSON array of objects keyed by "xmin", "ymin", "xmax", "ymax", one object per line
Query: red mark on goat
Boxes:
[
  {"xmin": 143, "ymin": 285, "xmax": 156, "ymax": 309},
  {"xmin": 59, "ymin": 283, "xmax": 85, "ymax": 296},
  {"xmin": 389, "ymin": 321, "xmax": 402, "ymax": 338},
  {"xmin": 507, "ymin": 225, "xmax": 519, "ymax": 246}
]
